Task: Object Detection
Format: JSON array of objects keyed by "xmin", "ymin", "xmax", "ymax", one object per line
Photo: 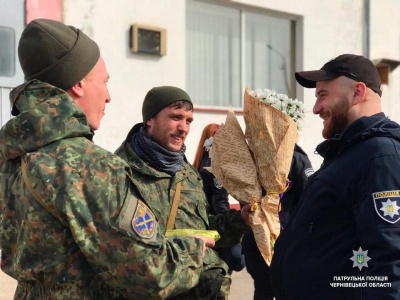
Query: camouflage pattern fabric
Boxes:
[
  {"xmin": 115, "ymin": 124, "xmax": 248, "ymax": 299},
  {"xmin": 0, "ymin": 80, "xmax": 208, "ymax": 299}
]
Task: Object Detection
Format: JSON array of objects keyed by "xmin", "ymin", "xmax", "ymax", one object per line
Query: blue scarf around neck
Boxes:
[{"xmin": 131, "ymin": 127, "xmax": 186, "ymax": 175}]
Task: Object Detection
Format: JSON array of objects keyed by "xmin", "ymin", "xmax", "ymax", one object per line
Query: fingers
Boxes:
[
  {"xmin": 240, "ymin": 203, "xmax": 252, "ymax": 227},
  {"xmin": 193, "ymin": 235, "xmax": 215, "ymax": 257}
]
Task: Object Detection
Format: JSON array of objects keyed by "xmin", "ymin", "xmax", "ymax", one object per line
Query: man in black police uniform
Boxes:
[{"xmin": 270, "ymin": 54, "xmax": 400, "ymax": 299}]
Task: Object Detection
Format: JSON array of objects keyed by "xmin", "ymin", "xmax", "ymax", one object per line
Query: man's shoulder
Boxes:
[
  {"xmin": 41, "ymin": 136, "xmax": 129, "ymax": 170},
  {"xmin": 183, "ymin": 160, "xmax": 199, "ymax": 174}
]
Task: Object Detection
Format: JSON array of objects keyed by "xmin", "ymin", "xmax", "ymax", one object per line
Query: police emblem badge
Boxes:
[
  {"xmin": 372, "ymin": 190, "xmax": 400, "ymax": 224},
  {"xmin": 132, "ymin": 201, "xmax": 156, "ymax": 238},
  {"xmin": 349, "ymin": 246, "xmax": 371, "ymax": 271}
]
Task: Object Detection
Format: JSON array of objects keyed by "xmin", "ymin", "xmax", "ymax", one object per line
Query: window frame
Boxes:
[{"xmin": 186, "ymin": 0, "xmax": 302, "ymax": 112}]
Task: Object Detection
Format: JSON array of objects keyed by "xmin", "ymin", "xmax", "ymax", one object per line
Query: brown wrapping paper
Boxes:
[
  {"xmin": 211, "ymin": 88, "xmax": 298, "ymax": 265},
  {"xmin": 211, "ymin": 110, "xmax": 261, "ymax": 203}
]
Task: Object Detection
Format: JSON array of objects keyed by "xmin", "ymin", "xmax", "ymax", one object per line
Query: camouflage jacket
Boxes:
[
  {"xmin": 0, "ymin": 80, "xmax": 206, "ymax": 299},
  {"xmin": 115, "ymin": 124, "xmax": 248, "ymax": 299}
]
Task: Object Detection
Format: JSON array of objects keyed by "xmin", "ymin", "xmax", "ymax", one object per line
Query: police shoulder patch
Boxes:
[
  {"xmin": 213, "ymin": 177, "xmax": 223, "ymax": 189},
  {"xmin": 132, "ymin": 200, "xmax": 156, "ymax": 239},
  {"xmin": 304, "ymin": 168, "xmax": 314, "ymax": 177},
  {"xmin": 372, "ymin": 190, "xmax": 400, "ymax": 224}
]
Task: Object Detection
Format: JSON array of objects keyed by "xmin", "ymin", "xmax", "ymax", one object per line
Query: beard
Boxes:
[{"xmin": 322, "ymin": 95, "xmax": 352, "ymax": 139}]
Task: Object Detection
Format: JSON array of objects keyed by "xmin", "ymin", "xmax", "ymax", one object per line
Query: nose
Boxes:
[
  {"xmin": 177, "ymin": 119, "xmax": 190, "ymax": 134},
  {"xmin": 105, "ymin": 88, "xmax": 111, "ymax": 103},
  {"xmin": 313, "ymin": 99, "xmax": 322, "ymax": 115}
]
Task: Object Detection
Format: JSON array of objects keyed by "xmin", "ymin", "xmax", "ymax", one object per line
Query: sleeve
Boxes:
[
  {"xmin": 280, "ymin": 151, "xmax": 314, "ymax": 227},
  {"xmin": 199, "ymin": 169, "xmax": 245, "ymax": 247},
  {"xmin": 27, "ymin": 153, "xmax": 205, "ymax": 299},
  {"xmin": 352, "ymin": 153, "xmax": 400, "ymax": 296},
  {"xmin": 288, "ymin": 152, "xmax": 313, "ymax": 204},
  {"xmin": 200, "ymin": 169, "xmax": 230, "ymax": 215},
  {"xmin": 209, "ymin": 209, "xmax": 247, "ymax": 247}
]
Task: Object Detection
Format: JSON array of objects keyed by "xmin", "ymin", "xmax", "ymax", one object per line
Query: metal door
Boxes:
[{"xmin": 0, "ymin": 0, "xmax": 24, "ymax": 126}]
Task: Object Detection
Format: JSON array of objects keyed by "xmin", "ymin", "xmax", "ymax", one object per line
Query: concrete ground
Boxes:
[
  {"xmin": 0, "ymin": 269, "xmax": 17, "ymax": 300},
  {"xmin": 230, "ymin": 268, "xmax": 255, "ymax": 300},
  {"xmin": 0, "ymin": 267, "xmax": 254, "ymax": 299}
]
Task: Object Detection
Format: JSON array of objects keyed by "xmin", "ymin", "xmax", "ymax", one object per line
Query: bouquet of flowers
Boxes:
[
  {"xmin": 249, "ymin": 88, "xmax": 305, "ymax": 130},
  {"xmin": 211, "ymin": 88, "xmax": 302, "ymax": 265}
]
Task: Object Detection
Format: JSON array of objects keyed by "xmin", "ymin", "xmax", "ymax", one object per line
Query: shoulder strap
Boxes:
[
  {"xmin": 166, "ymin": 181, "xmax": 181, "ymax": 231},
  {"xmin": 21, "ymin": 156, "xmax": 63, "ymax": 222}
]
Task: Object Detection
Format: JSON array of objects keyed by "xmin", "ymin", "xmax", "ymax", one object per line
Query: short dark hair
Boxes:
[{"xmin": 169, "ymin": 100, "xmax": 193, "ymax": 111}]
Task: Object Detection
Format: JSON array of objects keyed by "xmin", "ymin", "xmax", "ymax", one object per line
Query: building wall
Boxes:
[
  {"xmin": 63, "ymin": 0, "xmax": 193, "ymax": 159},
  {"xmin": 60, "ymin": 0, "xmax": 400, "ymax": 171},
  {"xmin": 370, "ymin": 0, "xmax": 400, "ymax": 127},
  {"xmin": 3, "ymin": 0, "xmax": 400, "ymax": 172},
  {"xmin": 0, "ymin": 0, "xmax": 25, "ymax": 124}
]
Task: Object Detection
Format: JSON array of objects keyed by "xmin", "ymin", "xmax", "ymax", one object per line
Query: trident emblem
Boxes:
[
  {"xmin": 350, "ymin": 247, "xmax": 371, "ymax": 270},
  {"xmin": 357, "ymin": 254, "xmax": 364, "ymax": 265}
]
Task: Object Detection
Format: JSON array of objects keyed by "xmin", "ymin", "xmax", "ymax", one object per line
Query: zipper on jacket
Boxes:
[{"xmin": 309, "ymin": 221, "xmax": 314, "ymax": 233}]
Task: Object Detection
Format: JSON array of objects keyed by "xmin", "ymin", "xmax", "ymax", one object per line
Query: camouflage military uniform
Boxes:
[
  {"xmin": 115, "ymin": 124, "xmax": 248, "ymax": 299},
  {"xmin": 0, "ymin": 80, "xmax": 209, "ymax": 299}
]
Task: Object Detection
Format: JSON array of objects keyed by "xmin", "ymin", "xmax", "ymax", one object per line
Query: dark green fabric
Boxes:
[
  {"xmin": 1, "ymin": 80, "xmax": 207, "ymax": 299},
  {"xmin": 142, "ymin": 86, "xmax": 192, "ymax": 122},
  {"xmin": 115, "ymin": 124, "xmax": 249, "ymax": 299},
  {"xmin": 18, "ymin": 18, "xmax": 100, "ymax": 92}
]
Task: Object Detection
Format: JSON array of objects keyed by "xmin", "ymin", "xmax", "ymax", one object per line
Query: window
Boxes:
[
  {"xmin": 186, "ymin": 0, "xmax": 296, "ymax": 109},
  {"xmin": 0, "ymin": 26, "xmax": 15, "ymax": 77}
]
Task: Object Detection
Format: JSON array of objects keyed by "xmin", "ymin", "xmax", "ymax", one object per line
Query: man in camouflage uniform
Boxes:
[
  {"xmin": 115, "ymin": 86, "xmax": 249, "ymax": 299},
  {"xmin": 0, "ymin": 19, "xmax": 217, "ymax": 299}
]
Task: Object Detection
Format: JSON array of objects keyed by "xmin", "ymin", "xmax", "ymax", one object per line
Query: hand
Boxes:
[
  {"xmin": 240, "ymin": 203, "xmax": 252, "ymax": 227},
  {"xmin": 193, "ymin": 235, "xmax": 215, "ymax": 257}
]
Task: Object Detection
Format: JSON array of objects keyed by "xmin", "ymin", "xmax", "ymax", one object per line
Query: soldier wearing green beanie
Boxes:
[
  {"xmin": 142, "ymin": 86, "xmax": 193, "ymax": 123},
  {"xmin": 1, "ymin": 19, "xmax": 219, "ymax": 299},
  {"xmin": 18, "ymin": 18, "xmax": 100, "ymax": 92},
  {"xmin": 115, "ymin": 86, "xmax": 251, "ymax": 299}
]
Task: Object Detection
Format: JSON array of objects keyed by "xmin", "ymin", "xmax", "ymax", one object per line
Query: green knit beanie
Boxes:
[
  {"xmin": 18, "ymin": 18, "xmax": 100, "ymax": 91},
  {"xmin": 142, "ymin": 86, "xmax": 193, "ymax": 123}
]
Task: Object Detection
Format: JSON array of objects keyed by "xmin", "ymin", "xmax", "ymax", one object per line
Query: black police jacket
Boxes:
[
  {"xmin": 271, "ymin": 113, "xmax": 400, "ymax": 299},
  {"xmin": 279, "ymin": 144, "xmax": 314, "ymax": 229},
  {"xmin": 200, "ymin": 155, "xmax": 230, "ymax": 215}
]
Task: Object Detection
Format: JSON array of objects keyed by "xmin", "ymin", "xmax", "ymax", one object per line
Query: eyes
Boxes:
[
  {"xmin": 316, "ymin": 92, "xmax": 327, "ymax": 101},
  {"xmin": 171, "ymin": 115, "xmax": 193, "ymax": 124}
]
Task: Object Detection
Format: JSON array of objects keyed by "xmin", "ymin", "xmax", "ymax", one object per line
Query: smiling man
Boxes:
[
  {"xmin": 270, "ymin": 54, "xmax": 400, "ymax": 299},
  {"xmin": 115, "ymin": 86, "xmax": 250, "ymax": 299},
  {"xmin": 0, "ymin": 20, "xmax": 221, "ymax": 300}
]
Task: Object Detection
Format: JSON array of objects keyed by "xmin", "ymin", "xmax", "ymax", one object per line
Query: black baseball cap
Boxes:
[{"xmin": 295, "ymin": 54, "xmax": 382, "ymax": 96}]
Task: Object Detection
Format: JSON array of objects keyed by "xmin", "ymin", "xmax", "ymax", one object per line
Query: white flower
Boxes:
[
  {"xmin": 203, "ymin": 136, "xmax": 214, "ymax": 151},
  {"xmin": 296, "ymin": 119, "xmax": 303, "ymax": 131},
  {"xmin": 271, "ymin": 102, "xmax": 282, "ymax": 110},
  {"xmin": 287, "ymin": 105, "xmax": 296, "ymax": 115},
  {"xmin": 249, "ymin": 88, "xmax": 305, "ymax": 130},
  {"xmin": 254, "ymin": 89, "xmax": 263, "ymax": 98}
]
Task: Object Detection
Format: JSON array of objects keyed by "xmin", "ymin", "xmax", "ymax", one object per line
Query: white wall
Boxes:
[
  {"xmin": 62, "ymin": 0, "xmax": 400, "ymax": 171},
  {"xmin": 63, "ymin": 0, "xmax": 189, "ymax": 153},
  {"xmin": 370, "ymin": 0, "xmax": 400, "ymax": 125}
]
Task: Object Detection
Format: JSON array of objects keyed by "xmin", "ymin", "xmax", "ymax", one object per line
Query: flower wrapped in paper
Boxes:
[{"xmin": 211, "ymin": 88, "xmax": 300, "ymax": 265}]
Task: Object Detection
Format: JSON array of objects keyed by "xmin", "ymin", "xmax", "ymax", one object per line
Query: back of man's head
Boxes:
[{"xmin": 18, "ymin": 18, "xmax": 100, "ymax": 91}]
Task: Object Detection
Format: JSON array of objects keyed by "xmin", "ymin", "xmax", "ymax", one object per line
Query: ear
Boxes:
[
  {"xmin": 352, "ymin": 82, "xmax": 367, "ymax": 105},
  {"xmin": 69, "ymin": 80, "xmax": 86, "ymax": 97}
]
